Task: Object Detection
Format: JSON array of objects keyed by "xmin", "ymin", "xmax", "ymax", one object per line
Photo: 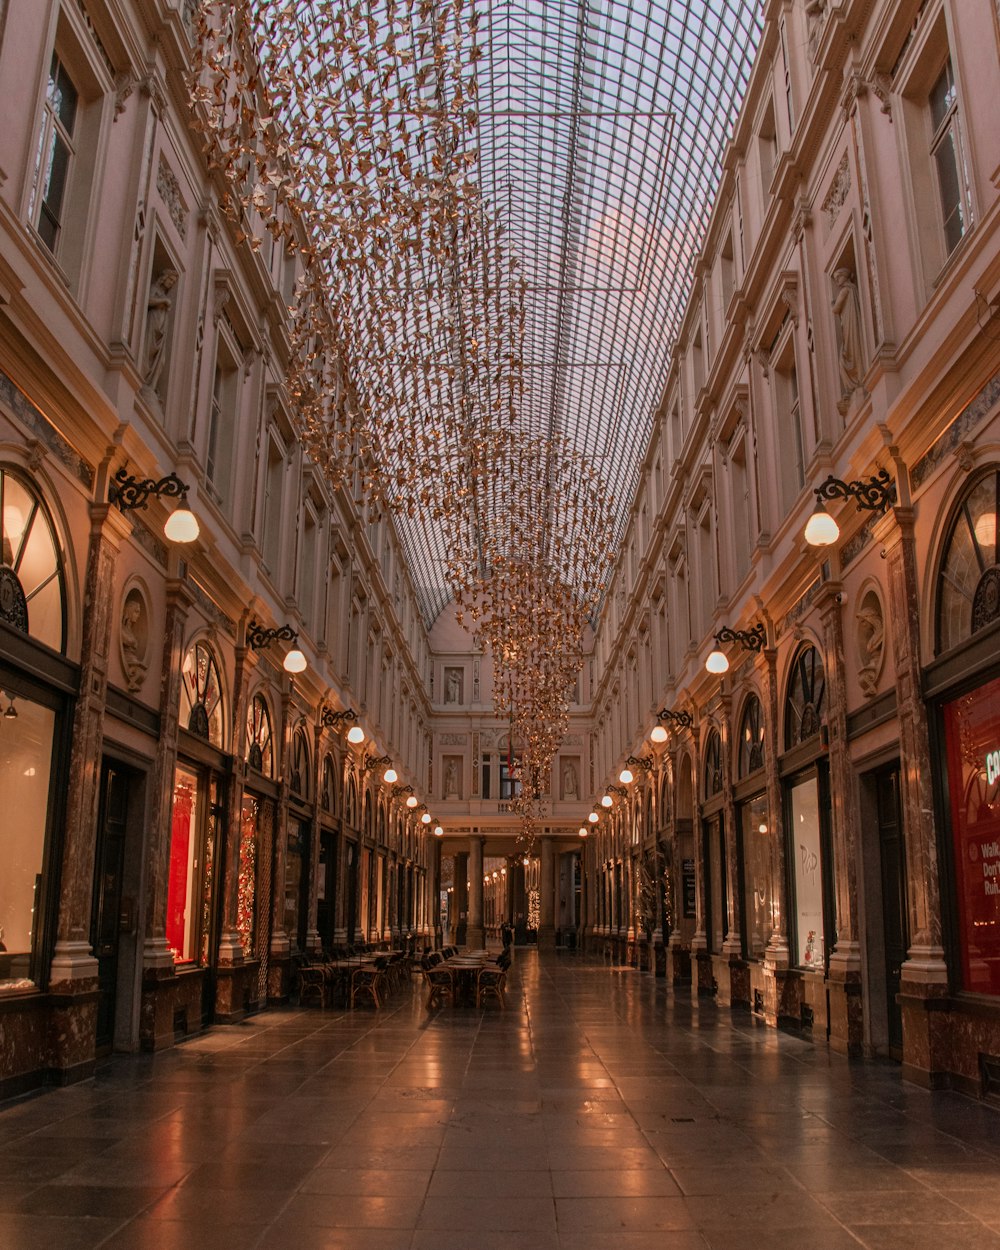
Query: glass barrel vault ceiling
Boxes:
[{"xmin": 391, "ymin": 0, "xmax": 763, "ymax": 622}]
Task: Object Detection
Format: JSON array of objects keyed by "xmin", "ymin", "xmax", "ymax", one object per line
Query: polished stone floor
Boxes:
[{"xmin": 2, "ymin": 951, "xmax": 1000, "ymax": 1250}]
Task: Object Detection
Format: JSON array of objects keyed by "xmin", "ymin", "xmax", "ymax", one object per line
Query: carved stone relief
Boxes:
[
  {"xmin": 156, "ymin": 156, "xmax": 189, "ymax": 240},
  {"xmin": 855, "ymin": 587, "xmax": 885, "ymax": 698},
  {"xmin": 822, "ymin": 154, "xmax": 851, "ymax": 231},
  {"xmin": 120, "ymin": 583, "xmax": 151, "ymax": 693}
]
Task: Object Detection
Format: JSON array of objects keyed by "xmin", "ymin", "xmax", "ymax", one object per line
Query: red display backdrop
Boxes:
[{"xmin": 944, "ymin": 674, "xmax": 1000, "ymax": 996}]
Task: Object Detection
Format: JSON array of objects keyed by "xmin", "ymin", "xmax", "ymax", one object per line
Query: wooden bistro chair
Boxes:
[
  {"xmin": 351, "ymin": 964, "xmax": 384, "ymax": 1009},
  {"xmin": 476, "ymin": 965, "xmax": 507, "ymax": 1010},
  {"xmin": 424, "ymin": 965, "xmax": 455, "ymax": 1010},
  {"xmin": 297, "ymin": 963, "xmax": 328, "ymax": 1007}
]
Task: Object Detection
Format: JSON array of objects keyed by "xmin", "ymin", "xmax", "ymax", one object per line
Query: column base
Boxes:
[
  {"xmin": 466, "ymin": 925, "xmax": 485, "ymax": 950},
  {"xmin": 537, "ymin": 924, "xmax": 556, "ymax": 953}
]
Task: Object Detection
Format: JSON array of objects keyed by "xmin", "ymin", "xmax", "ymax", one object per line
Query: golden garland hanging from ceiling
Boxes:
[{"xmin": 189, "ymin": 0, "xmax": 616, "ymax": 845}]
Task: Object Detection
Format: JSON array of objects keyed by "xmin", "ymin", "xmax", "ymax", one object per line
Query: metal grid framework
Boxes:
[{"xmin": 391, "ymin": 0, "xmax": 763, "ymax": 621}]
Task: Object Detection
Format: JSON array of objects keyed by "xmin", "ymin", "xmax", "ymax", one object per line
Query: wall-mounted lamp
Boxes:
[
  {"xmin": 433, "ymin": 825, "xmax": 444, "ymax": 837},
  {"xmin": 804, "ymin": 469, "xmax": 896, "ymax": 547},
  {"xmin": 405, "ymin": 794, "xmax": 419, "ymax": 808},
  {"xmin": 705, "ymin": 623, "xmax": 766, "ymax": 675},
  {"xmin": 623, "ymin": 754, "xmax": 653, "ymax": 781},
  {"xmin": 600, "ymin": 794, "xmax": 613, "ymax": 808},
  {"xmin": 322, "ymin": 706, "xmax": 366, "ymax": 744},
  {"xmin": 587, "ymin": 811, "xmax": 600, "ymax": 823},
  {"xmin": 109, "ymin": 467, "xmax": 200, "ymax": 543},
  {"xmin": 578, "ymin": 826, "xmax": 588, "ymax": 837},
  {"xmin": 363, "ymin": 752, "xmax": 392, "ymax": 777},
  {"xmin": 392, "ymin": 784, "xmax": 414, "ymax": 800},
  {"xmin": 247, "ymin": 620, "xmax": 307, "ymax": 673},
  {"xmin": 650, "ymin": 724, "xmax": 668, "ymax": 744},
  {"xmin": 657, "ymin": 708, "xmax": 694, "ymax": 730}
]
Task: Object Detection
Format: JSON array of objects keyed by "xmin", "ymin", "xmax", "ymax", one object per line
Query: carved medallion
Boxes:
[
  {"xmin": 972, "ymin": 567, "xmax": 1000, "ymax": 634},
  {"xmin": 0, "ymin": 565, "xmax": 28, "ymax": 633}
]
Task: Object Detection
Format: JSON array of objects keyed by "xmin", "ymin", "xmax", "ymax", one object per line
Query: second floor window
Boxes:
[
  {"xmin": 33, "ymin": 54, "xmax": 78, "ymax": 253},
  {"xmin": 929, "ymin": 59, "xmax": 968, "ymax": 257}
]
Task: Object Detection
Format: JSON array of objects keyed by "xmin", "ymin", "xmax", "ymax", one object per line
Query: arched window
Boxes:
[
  {"xmin": 180, "ymin": 640, "xmax": 224, "ymax": 745},
  {"xmin": 290, "ymin": 726, "xmax": 310, "ymax": 798},
  {"xmin": 346, "ymin": 775, "xmax": 358, "ymax": 827},
  {"xmin": 738, "ymin": 693, "xmax": 765, "ymax": 777},
  {"xmin": 246, "ymin": 692, "xmax": 273, "ymax": 777},
  {"xmin": 937, "ymin": 467, "xmax": 999, "ymax": 653},
  {"xmin": 703, "ymin": 729, "xmax": 723, "ymax": 798},
  {"xmin": 0, "ymin": 466, "xmax": 66, "ymax": 652},
  {"xmin": 785, "ymin": 644, "xmax": 826, "ymax": 749},
  {"xmin": 321, "ymin": 754, "xmax": 336, "ymax": 814}
]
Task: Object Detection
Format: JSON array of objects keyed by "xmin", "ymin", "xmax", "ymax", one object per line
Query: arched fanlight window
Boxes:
[
  {"xmin": 246, "ymin": 693, "xmax": 273, "ymax": 776},
  {"xmin": 738, "ymin": 693, "xmax": 765, "ymax": 777},
  {"xmin": 290, "ymin": 726, "xmax": 310, "ymax": 797},
  {"xmin": 321, "ymin": 754, "xmax": 336, "ymax": 814},
  {"xmin": 180, "ymin": 640, "xmax": 224, "ymax": 745},
  {"xmin": 937, "ymin": 467, "xmax": 1000, "ymax": 653},
  {"xmin": 0, "ymin": 466, "xmax": 66, "ymax": 652},
  {"xmin": 785, "ymin": 644, "xmax": 826, "ymax": 750},
  {"xmin": 703, "ymin": 729, "xmax": 723, "ymax": 798}
]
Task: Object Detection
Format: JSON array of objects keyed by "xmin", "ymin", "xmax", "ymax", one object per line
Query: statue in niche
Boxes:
[
  {"xmin": 856, "ymin": 592, "xmax": 885, "ymax": 698},
  {"xmin": 444, "ymin": 668, "xmax": 462, "ymax": 704},
  {"xmin": 142, "ymin": 267, "xmax": 178, "ymax": 396},
  {"xmin": 561, "ymin": 759, "xmax": 579, "ymax": 799},
  {"xmin": 120, "ymin": 590, "xmax": 149, "ymax": 693},
  {"xmin": 444, "ymin": 758, "xmax": 460, "ymax": 799},
  {"xmin": 832, "ymin": 267, "xmax": 865, "ymax": 411}
]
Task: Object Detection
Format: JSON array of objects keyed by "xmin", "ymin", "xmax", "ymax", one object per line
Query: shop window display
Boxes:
[
  {"xmin": 0, "ymin": 695, "xmax": 56, "ymax": 990},
  {"xmin": 789, "ymin": 778, "xmax": 824, "ymax": 968},
  {"xmin": 943, "ymin": 673, "xmax": 1000, "ymax": 996},
  {"xmin": 166, "ymin": 766, "xmax": 218, "ymax": 964},
  {"xmin": 741, "ymin": 794, "xmax": 773, "ymax": 959}
]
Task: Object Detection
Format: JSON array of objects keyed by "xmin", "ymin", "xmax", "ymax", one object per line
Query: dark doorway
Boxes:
[
  {"xmin": 317, "ymin": 829, "xmax": 335, "ymax": 946},
  {"xmin": 91, "ymin": 763, "xmax": 129, "ymax": 1053},
  {"xmin": 877, "ymin": 764, "xmax": 908, "ymax": 1058}
]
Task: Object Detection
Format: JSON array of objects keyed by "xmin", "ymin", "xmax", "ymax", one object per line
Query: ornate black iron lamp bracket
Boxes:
[
  {"xmin": 714, "ymin": 622, "xmax": 767, "ymax": 652},
  {"xmin": 321, "ymin": 706, "xmax": 358, "ymax": 729},
  {"xmin": 109, "ymin": 467, "xmax": 190, "ymax": 512},
  {"xmin": 247, "ymin": 620, "xmax": 298, "ymax": 650},
  {"xmin": 657, "ymin": 708, "xmax": 693, "ymax": 729},
  {"xmin": 814, "ymin": 468, "xmax": 895, "ymax": 514},
  {"xmin": 363, "ymin": 753, "xmax": 392, "ymax": 772},
  {"xmin": 626, "ymin": 754, "xmax": 653, "ymax": 773},
  {"xmin": 607, "ymin": 784, "xmax": 629, "ymax": 799}
]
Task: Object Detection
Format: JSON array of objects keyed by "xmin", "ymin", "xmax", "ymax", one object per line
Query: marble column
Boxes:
[
  {"xmin": 819, "ymin": 580, "xmax": 864, "ymax": 1055},
  {"xmin": 538, "ymin": 836, "xmax": 555, "ymax": 952},
  {"xmin": 49, "ymin": 502, "xmax": 130, "ymax": 1077},
  {"xmin": 140, "ymin": 571, "xmax": 193, "ymax": 1049},
  {"xmin": 305, "ymin": 719, "xmax": 324, "ymax": 953},
  {"xmin": 883, "ymin": 505, "xmax": 948, "ymax": 1084},
  {"xmin": 268, "ymin": 685, "xmax": 292, "ymax": 1000},
  {"xmin": 467, "ymin": 836, "xmax": 485, "ymax": 948},
  {"xmin": 761, "ymin": 645, "xmax": 793, "ymax": 1026},
  {"xmin": 213, "ymin": 631, "xmax": 250, "ymax": 1023}
]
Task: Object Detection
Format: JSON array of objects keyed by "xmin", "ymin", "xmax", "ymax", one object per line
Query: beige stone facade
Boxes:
[{"xmin": 1, "ymin": 0, "xmax": 999, "ymax": 1101}]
